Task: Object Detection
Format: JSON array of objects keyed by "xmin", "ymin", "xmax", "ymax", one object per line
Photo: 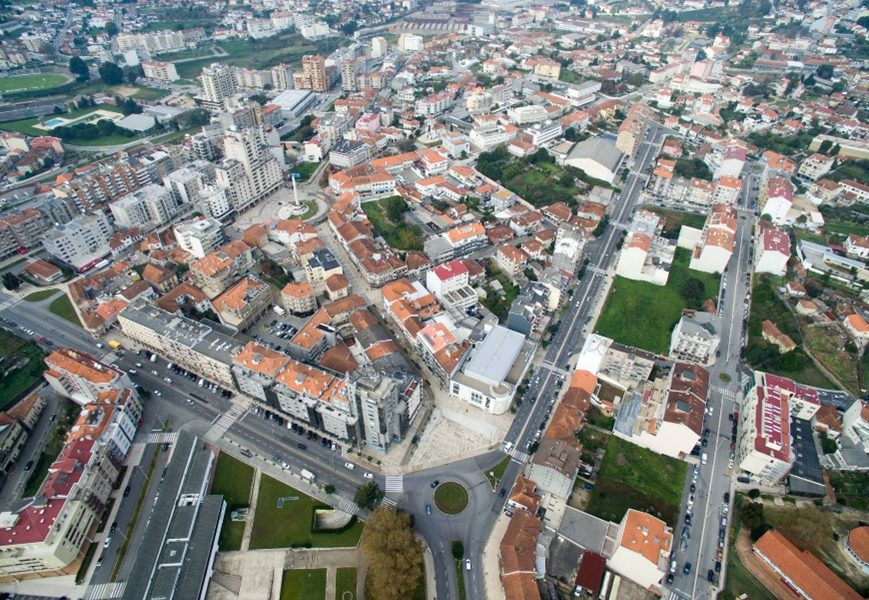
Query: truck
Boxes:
[
  {"xmin": 300, "ymin": 469, "xmax": 316, "ymax": 482},
  {"xmin": 107, "ymin": 339, "xmax": 122, "ymax": 350},
  {"xmin": 273, "ymin": 305, "xmax": 286, "ymax": 316}
]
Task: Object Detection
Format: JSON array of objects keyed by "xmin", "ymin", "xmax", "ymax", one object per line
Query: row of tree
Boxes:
[{"xmin": 68, "ymin": 57, "xmax": 144, "ymax": 86}]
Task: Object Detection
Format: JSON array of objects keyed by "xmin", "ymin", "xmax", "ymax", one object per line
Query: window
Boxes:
[{"xmin": 451, "ymin": 382, "xmax": 460, "ymax": 395}]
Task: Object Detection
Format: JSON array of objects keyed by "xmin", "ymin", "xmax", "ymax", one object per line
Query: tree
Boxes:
[
  {"xmin": 104, "ymin": 22, "xmax": 118, "ymax": 37},
  {"xmin": 820, "ymin": 432, "xmax": 838, "ymax": 454},
  {"xmin": 361, "ymin": 508, "xmax": 423, "ymax": 600},
  {"xmin": 741, "ymin": 501, "xmax": 765, "ymax": 533},
  {"xmin": 1, "ymin": 272, "xmax": 20, "ymax": 291},
  {"xmin": 122, "ymin": 97, "xmax": 142, "ymax": 115},
  {"xmin": 354, "ymin": 481, "xmax": 384, "ymax": 510},
  {"xmin": 98, "ymin": 61, "xmax": 124, "ymax": 85},
  {"xmin": 816, "ymin": 64, "xmax": 834, "ymax": 80},
  {"xmin": 123, "ymin": 64, "xmax": 143, "ymax": 84},
  {"xmin": 747, "ymin": 488, "xmax": 761, "ymax": 499},
  {"xmin": 679, "ymin": 277, "xmax": 706, "ymax": 309},
  {"xmin": 451, "ymin": 540, "xmax": 464, "ymax": 559},
  {"xmin": 324, "ymin": 484, "xmax": 336, "ymax": 494},
  {"xmin": 69, "ymin": 56, "xmax": 89, "ymax": 81},
  {"xmin": 385, "ymin": 196, "xmax": 408, "ymax": 223}
]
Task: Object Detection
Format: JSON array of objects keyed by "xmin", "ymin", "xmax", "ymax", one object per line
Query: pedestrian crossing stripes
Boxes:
[
  {"xmin": 206, "ymin": 404, "xmax": 247, "ymax": 440},
  {"xmin": 540, "ymin": 361, "xmax": 569, "ymax": 377},
  {"xmin": 381, "ymin": 496, "xmax": 398, "ymax": 508},
  {"xmin": 335, "ymin": 495, "xmax": 358, "ymax": 515},
  {"xmin": 587, "ymin": 265, "xmax": 608, "ymax": 276},
  {"xmin": 84, "ymin": 582, "xmax": 126, "ymax": 600},
  {"xmin": 384, "ymin": 475, "xmax": 404, "ymax": 493},
  {"xmin": 713, "ymin": 386, "xmax": 736, "ymax": 399},
  {"xmin": 509, "ymin": 449, "xmax": 529, "ymax": 464},
  {"xmin": 146, "ymin": 431, "xmax": 178, "ymax": 444}
]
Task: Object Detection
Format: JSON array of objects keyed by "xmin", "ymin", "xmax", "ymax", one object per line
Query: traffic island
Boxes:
[{"xmin": 434, "ymin": 482, "xmax": 469, "ymax": 515}]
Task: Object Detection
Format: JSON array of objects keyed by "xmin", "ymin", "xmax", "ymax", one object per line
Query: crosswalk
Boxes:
[
  {"xmin": 587, "ymin": 265, "xmax": 608, "ymax": 276},
  {"xmin": 146, "ymin": 431, "xmax": 178, "ymax": 444},
  {"xmin": 508, "ymin": 448, "xmax": 529, "ymax": 464},
  {"xmin": 84, "ymin": 582, "xmax": 126, "ymax": 600},
  {"xmin": 384, "ymin": 475, "xmax": 404, "ymax": 493},
  {"xmin": 335, "ymin": 495, "xmax": 358, "ymax": 515},
  {"xmin": 206, "ymin": 403, "xmax": 247, "ymax": 440},
  {"xmin": 540, "ymin": 361, "xmax": 570, "ymax": 378},
  {"xmin": 381, "ymin": 496, "xmax": 398, "ymax": 508},
  {"xmin": 712, "ymin": 386, "xmax": 736, "ymax": 399}
]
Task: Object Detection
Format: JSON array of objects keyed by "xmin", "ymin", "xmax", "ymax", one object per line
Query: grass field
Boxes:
[
  {"xmin": 298, "ymin": 200, "xmax": 318, "ymax": 220},
  {"xmin": 454, "ymin": 559, "xmax": 467, "ymax": 600},
  {"xmin": 48, "ymin": 293, "xmax": 82, "ymax": 327},
  {"xmin": 595, "ymin": 248, "xmax": 720, "ymax": 354},
  {"xmin": 294, "ymin": 162, "xmax": 320, "ymax": 181},
  {"xmin": 0, "ymin": 331, "xmax": 46, "ymax": 411},
  {"xmin": 434, "ymin": 482, "xmax": 469, "ymax": 515},
  {"xmin": 484, "ymin": 456, "xmax": 510, "ymax": 489},
  {"xmin": 23, "ymin": 289, "xmax": 58, "ymax": 302},
  {"xmin": 361, "ymin": 197, "xmax": 423, "ymax": 251},
  {"xmin": 644, "ymin": 206, "xmax": 707, "ymax": 233},
  {"xmin": 210, "ymin": 453, "xmax": 255, "ymax": 551},
  {"xmin": 585, "ymin": 436, "xmax": 687, "ymax": 526},
  {"xmin": 0, "ymin": 74, "xmax": 68, "ymax": 94},
  {"xmin": 280, "ymin": 568, "xmax": 327, "ymax": 600},
  {"xmin": 335, "ymin": 567, "xmax": 357, "ymax": 599},
  {"xmin": 0, "ymin": 104, "xmax": 124, "ymax": 136},
  {"xmin": 249, "ymin": 474, "xmax": 364, "ymax": 549},
  {"xmin": 74, "ymin": 82, "xmax": 169, "ymax": 101}
]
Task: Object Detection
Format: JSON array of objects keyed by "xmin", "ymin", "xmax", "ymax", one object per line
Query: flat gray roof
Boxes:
[
  {"xmin": 566, "ymin": 136, "xmax": 623, "ymax": 171},
  {"xmin": 463, "ymin": 325, "xmax": 525, "ymax": 386}
]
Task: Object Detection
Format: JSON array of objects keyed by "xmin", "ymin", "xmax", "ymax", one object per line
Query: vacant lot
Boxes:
[
  {"xmin": 280, "ymin": 568, "xmax": 326, "ymax": 600},
  {"xmin": 0, "ymin": 331, "xmax": 46, "ymax": 411},
  {"xmin": 644, "ymin": 206, "xmax": 706, "ymax": 233},
  {"xmin": 210, "ymin": 453, "xmax": 255, "ymax": 551},
  {"xmin": 829, "ymin": 470, "xmax": 869, "ymax": 511},
  {"xmin": 361, "ymin": 197, "xmax": 423, "ymax": 251},
  {"xmin": 595, "ymin": 248, "xmax": 720, "ymax": 354},
  {"xmin": 249, "ymin": 474, "xmax": 364, "ymax": 549},
  {"xmin": 803, "ymin": 324, "xmax": 860, "ymax": 395},
  {"xmin": 584, "ymin": 436, "xmax": 686, "ymax": 526},
  {"xmin": 0, "ymin": 74, "xmax": 68, "ymax": 94}
]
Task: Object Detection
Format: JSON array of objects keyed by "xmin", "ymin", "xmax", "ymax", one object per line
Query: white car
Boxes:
[
  {"xmin": 186, "ymin": 398, "xmax": 194, "ymax": 405},
  {"xmin": 154, "ymin": 390, "xmax": 162, "ymax": 397},
  {"xmin": 344, "ymin": 462, "xmax": 355, "ymax": 470},
  {"xmin": 363, "ymin": 472, "xmax": 374, "ymax": 480}
]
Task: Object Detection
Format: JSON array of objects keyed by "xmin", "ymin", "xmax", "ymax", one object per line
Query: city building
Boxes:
[
  {"xmin": 564, "ymin": 136, "xmax": 623, "ymax": 184},
  {"xmin": 845, "ymin": 527, "xmax": 869, "ymax": 576},
  {"xmin": 212, "ymin": 276, "xmax": 272, "ymax": 331},
  {"xmin": 608, "ymin": 510, "xmax": 673, "ymax": 592},
  {"xmin": 281, "ymin": 281, "xmax": 317, "ymax": 315},
  {"xmin": 215, "ymin": 127, "xmax": 283, "ymax": 212},
  {"xmin": 425, "ymin": 260, "xmax": 477, "ymax": 311},
  {"xmin": 109, "ymin": 184, "xmax": 177, "ymax": 231},
  {"xmin": 616, "ymin": 209, "xmax": 674, "ymax": 285},
  {"xmin": 200, "ymin": 63, "xmax": 236, "ymax": 107},
  {"xmin": 450, "ymin": 325, "xmax": 532, "ymax": 414},
  {"xmin": 189, "ymin": 239, "xmax": 255, "ymax": 298},
  {"xmin": 42, "ymin": 212, "xmax": 114, "ymax": 272},
  {"xmin": 689, "ymin": 203, "xmax": 736, "ymax": 275},
  {"xmin": 669, "ymin": 311, "xmax": 720, "ymax": 366},
  {"xmin": 754, "ymin": 227, "xmax": 790, "ymax": 276},
  {"xmin": 43, "ymin": 348, "xmax": 133, "ymax": 405},
  {"xmin": 293, "ymin": 55, "xmax": 328, "ymax": 92},
  {"xmin": 141, "ymin": 60, "xmax": 179, "ymax": 82},
  {"xmin": 174, "ymin": 217, "xmax": 227, "ymax": 259}
]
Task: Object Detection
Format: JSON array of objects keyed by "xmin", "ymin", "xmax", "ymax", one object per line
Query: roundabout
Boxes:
[{"xmin": 433, "ymin": 481, "xmax": 469, "ymax": 515}]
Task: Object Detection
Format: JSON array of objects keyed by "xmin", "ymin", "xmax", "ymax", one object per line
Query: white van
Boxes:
[
  {"xmin": 198, "ymin": 378, "xmax": 205, "ymax": 388},
  {"xmin": 701, "ymin": 453, "xmax": 708, "ymax": 465}
]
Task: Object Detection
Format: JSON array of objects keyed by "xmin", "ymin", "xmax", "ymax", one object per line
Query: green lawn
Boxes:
[
  {"xmin": 483, "ymin": 263, "xmax": 520, "ymax": 321},
  {"xmin": 210, "ymin": 453, "xmax": 255, "ymax": 551},
  {"xmin": 23, "ymin": 289, "xmax": 58, "ymax": 302},
  {"xmin": 294, "ymin": 162, "xmax": 320, "ymax": 181},
  {"xmin": 484, "ymin": 456, "xmax": 510, "ymax": 489},
  {"xmin": 298, "ymin": 200, "xmax": 318, "ymax": 220},
  {"xmin": 595, "ymin": 248, "xmax": 720, "ymax": 354},
  {"xmin": 829, "ymin": 471, "xmax": 869, "ymax": 510},
  {"xmin": 0, "ymin": 104, "xmax": 124, "ymax": 136},
  {"xmin": 73, "ymin": 82, "xmax": 169, "ymax": 101},
  {"xmin": 434, "ymin": 482, "xmax": 469, "ymax": 515},
  {"xmin": 0, "ymin": 74, "xmax": 68, "ymax": 93},
  {"xmin": 0, "ymin": 332, "xmax": 46, "ymax": 411},
  {"xmin": 361, "ymin": 197, "xmax": 423, "ymax": 251},
  {"xmin": 280, "ymin": 568, "xmax": 327, "ymax": 600},
  {"xmin": 249, "ymin": 474, "xmax": 364, "ymax": 549},
  {"xmin": 585, "ymin": 435, "xmax": 687, "ymax": 527},
  {"xmin": 48, "ymin": 293, "xmax": 82, "ymax": 328},
  {"xmin": 454, "ymin": 560, "xmax": 467, "ymax": 600},
  {"xmin": 644, "ymin": 206, "xmax": 707, "ymax": 233},
  {"xmin": 335, "ymin": 567, "xmax": 357, "ymax": 599}
]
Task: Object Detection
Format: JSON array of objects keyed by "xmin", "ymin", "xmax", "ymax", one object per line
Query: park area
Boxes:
[
  {"xmin": 280, "ymin": 568, "xmax": 327, "ymax": 600},
  {"xmin": 49, "ymin": 293, "xmax": 82, "ymax": 327},
  {"xmin": 475, "ymin": 147, "xmax": 590, "ymax": 207},
  {"xmin": 594, "ymin": 247, "xmax": 720, "ymax": 355},
  {"xmin": 0, "ymin": 330, "xmax": 46, "ymax": 411},
  {"xmin": 249, "ymin": 474, "xmax": 364, "ymax": 550},
  {"xmin": 584, "ymin": 435, "xmax": 687, "ymax": 527},
  {"xmin": 209, "ymin": 453, "xmax": 255, "ymax": 551},
  {"xmin": 0, "ymin": 73, "xmax": 69, "ymax": 95},
  {"xmin": 361, "ymin": 197, "xmax": 423, "ymax": 251}
]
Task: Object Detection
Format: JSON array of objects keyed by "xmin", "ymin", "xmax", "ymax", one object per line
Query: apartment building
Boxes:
[
  {"xmin": 174, "ymin": 217, "xmax": 226, "ymax": 259},
  {"xmin": 415, "ymin": 322, "xmax": 469, "ymax": 385},
  {"xmin": 212, "ymin": 276, "xmax": 272, "ymax": 331},
  {"xmin": 293, "ymin": 55, "xmax": 328, "ymax": 92},
  {"xmin": 608, "ymin": 510, "xmax": 673, "ymax": 592},
  {"xmin": 43, "ymin": 348, "xmax": 133, "ymax": 406},
  {"xmin": 281, "ymin": 282, "xmax": 317, "ymax": 315},
  {"xmin": 201, "ymin": 63, "xmax": 236, "ymax": 106},
  {"xmin": 616, "ymin": 209, "xmax": 674, "ymax": 285},
  {"xmin": 329, "ymin": 139, "xmax": 372, "ymax": 169},
  {"xmin": 109, "ymin": 184, "xmax": 178, "ymax": 231},
  {"xmin": 141, "ymin": 60, "xmax": 179, "ymax": 82},
  {"xmin": 51, "ymin": 160, "xmax": 142, "ymax": 213},
  {"xmin": 616, "ymin": 103, "xmax": 649, "ymax": 158},
  {"xmin": 116, "ymin": 30, "xmax": 184, "ymax": 54},
  {"xmin": 689, "ymin": 203, "xmax": 736, "ymax": 274},
  {"xmin": 495, "ymin": 244, "xmax": 529, "ymax": 279},
  {"xmin": 189, "ymin": 239, "xmax": 254, "ymax": 298},
  {"xmin": 761, "ymin": 176, "xmax": 794, "ymax": 225},
  {"xmin": 0, "ymin": 208, "xmax": 50, "ymax": 258},
  {"xmin": 215, "ymin": 127, "xmax": 283, "ymax": 212},
  {"xmin": 304, "ymin": 247, "xmax": 342, "ymax": 292},
  {"xmin": 797, "ymin": 153, "xmax": 835, "ymax": 181},
  {"xmin": 754, "ymin": 227, "xmax": 790, "ymax": 276},
  {"xmin": 425, "ymin": 260, "xmax": 477, "ymax": 311},
  {"xmin": 42, "ymin": 212, "xmax": 114, "ymax": 272},
  {"xmin": 669, "ymin": 311, "xmax": 720, "ymax": 366},
  {"xmin": 423, "ymin": 222, "xmax": 487, "ymax": 263}
]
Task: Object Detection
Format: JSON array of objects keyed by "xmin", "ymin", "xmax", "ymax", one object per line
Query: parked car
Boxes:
[
  {"xmin": 683, "ymin": 562, "xmax": 692, "ymax": 575},
  {"xmin": 426, "ymin": 504, "xmax": 432, "ymax": 515},
  {"xmin": 431, "ymin": 480, "xmax": 440, "ymax": 488}
]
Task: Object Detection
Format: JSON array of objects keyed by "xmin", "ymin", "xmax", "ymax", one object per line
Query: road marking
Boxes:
[
  {"xmin": 146, "ymin": 431, "xmax": 178, "ymax": 444},
  {"xmin": 206, "ymin": 404, "xmax": 247, "ymax": 441},
  {"xmin": 381, "ymin": 496, "xmax": 398, "ymax": 508},
  {"xmin": 84, "ymin": 582, "xmax": 126, "ymax": 599},
  {"xmin": 509, "ymin": 449, "xmax": 529, "ymax": 464},
  {"xmin": 384, "ymin": 475, "xmax": 404, "ymax": 493},
  {"xmin": 336, "ymin": 495, "xmax": 358, "ymax": 515}
]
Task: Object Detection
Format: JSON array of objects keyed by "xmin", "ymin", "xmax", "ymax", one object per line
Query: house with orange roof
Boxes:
[
  {"xmin": 496, "ymin": 244, "xmax": 530, "ymax": 279},
  {"xmin": 281, "ymin": 281, "xmax": 317, "ymax": 315},
  {"xmin": 287, "ymin": 308, "xmax": 333, "ymax": 362},
  {"xmin": 232, "ymin": 342, "xmax": 291, "ymax": 402},
  {"xmin": 499, "ymin": 502, "xmax": 542, "ymax": 600},
  {"xmin": 608, "ymin": 509, "xmax": 673, "ymax": 591},
  {"xmin": 44, "ymin": 348, "xmax": 132, "ymax": 406},
  {"xmin": 753, "ymin": 529, "xmax": 862, "ymax": 600},
  {"xmin": 689, "ymin": 203, "xmax": 736, "ymax": 274},
  {"xmin": 140, "ymin": 262, "xmax": 178, "ymax": 293},
  {"xmin": 844, "ymin": 313, "xmax": 869, "ymax": 345},
  {"xmin": 212, "ymin": 277, "xmax": 273, "ymax": 331},
  {"xmin": 414, "ymin": 321, "xmax": 468, "ymax": 382},
  {"xmin": 325, "ymin": 273, "xmax": 350, "ymax": 301},
  {"xmin": 762, "ymin": 320, "xmax": 796, "ymax": 353},
  {"xmin": 189, "ymin": 240, "xmax": 254, "ymax": 298},
  {"xmin": 382, "ymin": 278, "xmax": 441, "ymax": 343}
]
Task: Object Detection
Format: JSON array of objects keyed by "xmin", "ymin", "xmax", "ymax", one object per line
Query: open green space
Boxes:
[
  {"xmin": 210, "ymin": 453, "xmax": 255, "ymax": 551},
  {"xmin": 820, "ymin": 205, "xmax": 869, "ymax": 239},
  {"xmin": 23, "ymin": 289, "xmax": 58, "ymax": 303},
  {"xmin": 298, "ymin": 200, "xmax": 318, "ymax": 221},
  {"xmin": 73, "ymin": 82, "xmax": 169, "ymax": 101},
  {"xmin": 803, "ymin": 324, "xmax": 860, "ymax": 396},
  {"xmin": 0, "ymin": 104, "xmax": 124, "ymax": 136},
  {"xmin": 584, "ymin": 436, "xmax": 687, "ymax": 526},
  {"xmin": 644, "ymin": 206, "xmax": 707, "ymax": 234},
  {"xmin": 294, "ymin": 161, "xmax": 320, "ymax": 181},
  {"xmin": 335, "ymin": 567, "xmax": 357, "ymax": 599},
  {"xmin": 249, "ymin": 474, "xmax": 364, "ymax": 549},
  {"xmin": 476, "ymin": 146, "xmax": 587, "ymax": 207},
  {"xmin": 0, "ymin": 331, "xmax": 46, "ymax": 411},
  {"xmin": 484, "ymin": 456, "xmax": 510, "ymax": 489},
  {"xmin": 595, "ymin": 248, "xmax": 720, "ymax": 355},
  {"xmin": 280, "ymin": 568, "xmax": 327, "ymax": 600},
  {"xmin": 24, "ymin": 399, "xmax": 79, "ymax": 496},
  {"xmin": 434, "ymin": 482, "xmax": 469, "ymax": 515},
  {"xmin": 0, "ymin": 74, "xmax": 69, "ymax": 94},
  {"xmin": 483, "ymin": 263, "xmax": 520, "ymax": 322},
  {"xmin": 361, "ymin": 196, "xmax": 423, "ymax": 251},
  {"xmin": 454, "ymin": 560, "xmax": 467, "ymax": 600},
  {"xmin": 829, "ymin": 471, "xmax": 869, "ymax": 510},
  {"xmin": 49, "ymin": 293, "xmax": 82, "ymax": 328},
  {"xmin": 743, "ymin": 276, "xmax": 837, "ymax": 389}
]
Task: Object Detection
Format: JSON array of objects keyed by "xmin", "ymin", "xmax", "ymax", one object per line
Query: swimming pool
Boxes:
[{"xmin": 42, "ymin": 117, "xmax": 65, "ymax": 127}]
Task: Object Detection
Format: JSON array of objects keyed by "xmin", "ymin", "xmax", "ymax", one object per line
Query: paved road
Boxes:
[{"xmin": 0, "ymin": 390, "xmax": 59, "ymax": 507}]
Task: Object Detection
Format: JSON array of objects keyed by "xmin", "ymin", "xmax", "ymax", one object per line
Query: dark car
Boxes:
[
  {"xmin": 431, "ymin": 480, "xmax": 440, "ymax": 488},
  {"xmin": 715, "ymin": 560, "xmax": 722, "ymax": 573},
  {"xmin": 684, "ymin": 513, "xmax": 692, "ymax": 525},
  {"xmin": 689, "ymin": 483, "xmax": 696, "ymax": 493},
  {"xmin": 683, "ymin": 562, "xmax": 692, "ymax": 575},
  {"xmin": 110, "ymin": 521, "xmax": 118, "ymax": 534},
  {"xmin": 723, "ymin": 492, "xmax": 730, "ymax": 503},
  {"xmin": 499, "ymin": 488, "xmax": 506, "ymax": 498},
  {"xmin": 123, "ymin": 485, "xmax": 131, "ymax": 497},
  {"xmin": 666, "ymin": 572, "xmax": 675, "ymax": 585},
  {"xmin": 297, "ymin": 443, "xmax": 307, "ymax": 450},
  {"xmin": 23, "ymin": 460, "xmax": 34, "ymax": 471},
  {"xmin": 707, "ymin": 569, "xmax": 715, "ymax": 582}
]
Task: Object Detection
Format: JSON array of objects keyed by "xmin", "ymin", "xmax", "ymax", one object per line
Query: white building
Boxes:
[
  {"xmin": 762, "ymin": 176, "xmax": 794, "ymax": 225},
  {"xmin": 109, "ymin": 184, "xmax": 177, "ymax": 231},
  {"xmin": 564, "ymin": 137, "xmax": 623, "ymax": 184},
  {"xmin": 754, "ymin": 227, "xmax": 790, "ymax": 276},
  {"xmin": 174, "ymin": 217, "xmax": 226, "ymax": 259},
  {"xmin": 616, "ymin": 209, "xmax": 674, "ymax": 285},
  {"xmin": 689, "ymin": 203, "xmax": 736, "ymax": 274},
  {"xmin": 215, "ymin": 127, "xmax": 283, "ymax": 211},
  {"xmin": 507, "ymin": 104, "xmax": 548, "ymax": 125},
  {"xmin": 449, "ymin": 325, "xmax": 529, "ymax": 415},
  {"xmin": 141, "ymin": 60, "xmax": 179, "ymax": 82},
  {"xmin": 371, "ymin": 36, "xmax": 388, "ymax": 58},
  {"xmin": 42, "ymin": 212, "xmax": 114, "ymax": 272},
  {"xmin": 425, "ymin": 260, "xmax": 476, "ymax": 311},
  {"xmin": 201, "ymin": 63, "xmax": 236, "ymax": 106},
  {"xmin": 669, "ymin": 311, "xmax": 720, "ymax": 366}
]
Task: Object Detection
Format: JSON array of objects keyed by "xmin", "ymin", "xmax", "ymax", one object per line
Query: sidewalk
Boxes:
[
  {"xmin": 239, "ymin": 468, "xmax": 262, "ymax": 552},
  {"xmin": 481, "ymin": 511, "xmax": 510, "ymax": 600}
]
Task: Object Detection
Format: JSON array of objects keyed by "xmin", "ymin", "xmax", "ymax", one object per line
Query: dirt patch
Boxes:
[{"xmin": 615, "ymin": 452, "xmax": 628, "ymax": 466}]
